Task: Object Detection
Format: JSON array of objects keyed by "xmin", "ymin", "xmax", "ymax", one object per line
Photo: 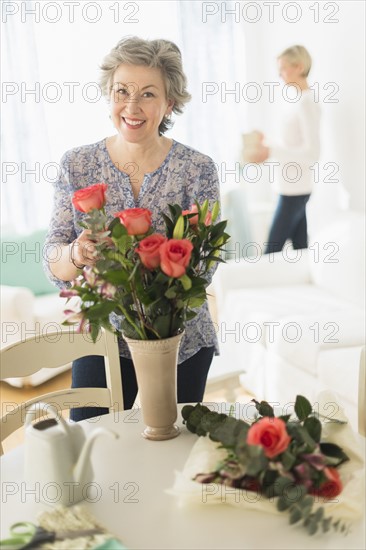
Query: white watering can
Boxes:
[{"xmin": 24, "ymin": 403, "xmax": 118, "ymax": 506}]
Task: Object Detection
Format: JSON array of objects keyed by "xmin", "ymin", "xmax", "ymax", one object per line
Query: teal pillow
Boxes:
[{"xmin": 1, "ymin": 229, "xmax": 58, "ymax": 295}]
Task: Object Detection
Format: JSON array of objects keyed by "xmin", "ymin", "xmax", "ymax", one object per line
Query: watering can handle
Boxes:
[{"xmin": 24, "ymin": 402, "xmax": 71, "ymax": 435}]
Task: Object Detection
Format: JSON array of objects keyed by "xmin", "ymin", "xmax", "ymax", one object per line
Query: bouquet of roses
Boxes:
[
  {"xmin": 62, "ymin": 183, "xmax": 230, "ymax": 342},
  {"xmin": 181, "ymin": 396, "xmax": 352, "ymax": 536}
]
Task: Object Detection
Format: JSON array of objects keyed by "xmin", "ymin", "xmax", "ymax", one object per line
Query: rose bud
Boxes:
[
  {"xmin": 114, "ymin": 208, "xmax": 152, "ymax": 235},
  {"xmin": 72, "ymin": 183, "xmax": 108, "ymax": 213}
]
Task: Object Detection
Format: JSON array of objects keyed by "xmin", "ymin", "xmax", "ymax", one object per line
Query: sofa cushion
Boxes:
[
  {"xmin": 34, "ymin": 294, "xmax": 80, "ymax": 330},
  {"xmin": 219, "ymin": 283, "xmax": 365, "ymax": 378},
  {"xmin": 317, "ymin": 346, "xmax": 362, "ymax": 406},
  {"xmin": 1, "ymin": 230, "xmax": 58, "ymax": 296},
  {"xmin": 265, "ymin": 309, "xmax": 365, "ymax": 376},
  {"xmin": 309, "ymin": 213, "xmax": 365, "ymax": 307}
]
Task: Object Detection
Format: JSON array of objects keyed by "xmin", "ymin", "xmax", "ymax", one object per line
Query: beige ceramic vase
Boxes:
[{"xmin": 124, "ymin": 332, "xmax": 184, "ymax": 441}]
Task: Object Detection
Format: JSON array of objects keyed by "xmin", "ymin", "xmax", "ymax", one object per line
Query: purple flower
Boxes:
[
  {"xmin": 194, "ymin": 472, "xmax": 218, "ymax": 484},
  {"xmin": 60, "ymin": 288, "xmax": 79, "ymax": 298},
  {"xmin": 301, "ymin": 453, "xmax": 326, "ymax": 471},
  {"xmin": 63, "ymin": 309, "xmax": 90, "ymax": 333},
  {"xmin": 83, "ymin": 266, "xmax": 99, "ymax": 286},
  {"xmin": 99, "ymin": 282, "xmax": 117, "ymax": 299},
  {"xmin": 294, "ymin": 463, "xmax": 313, "ymax": 489}
]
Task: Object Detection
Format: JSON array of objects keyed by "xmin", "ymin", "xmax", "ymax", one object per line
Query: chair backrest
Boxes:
[
  {"xmin": 359, "ymin": 346, "xmax": 365, "ymax": 437},
  {"xmin": 0, "ymin": 328, "xmax": 123, "ymax": 454}
]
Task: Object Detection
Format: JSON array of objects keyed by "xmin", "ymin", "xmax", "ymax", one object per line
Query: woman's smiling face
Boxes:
[{"xmin": 110, "ymin": 64, "xmax": 174, "ymax": 143}]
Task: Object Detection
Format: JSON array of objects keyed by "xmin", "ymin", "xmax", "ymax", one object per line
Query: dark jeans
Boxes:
[
  {"xmin": 70, "ymin": 346, "xmax": 215, "ymax": 422},
  {"xmin": 264, "ymin": 194, "xmax": 311, "ymax": 254}
]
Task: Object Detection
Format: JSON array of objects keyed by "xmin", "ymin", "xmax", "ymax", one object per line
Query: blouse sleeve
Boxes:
[
  {"xmin": 270, "ymin": 95, "xmax": 321, "ymax": 166},
  {"xmin": 43, "ymin": 152, "xmax": 77, "ymax": 289}
]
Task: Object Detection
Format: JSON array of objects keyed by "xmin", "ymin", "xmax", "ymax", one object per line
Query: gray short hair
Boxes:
[
  {"xmin": 100, "ymin": 36, "xmax": 192, "ymax": 134},
  {"xmin": 278, "ymin": 45, "xmax": 312, "ymax": 77}
]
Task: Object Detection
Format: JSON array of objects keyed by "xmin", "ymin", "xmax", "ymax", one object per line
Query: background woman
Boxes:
[
  {"xmin": 44, "ymin": 37, "xmax": 220, "ymax": 421},
  {"xmin": 252, "ymin": 45, "xmax": 321, "ymax": 254}
]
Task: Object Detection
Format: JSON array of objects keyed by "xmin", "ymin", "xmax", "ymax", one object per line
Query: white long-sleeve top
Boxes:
[{"xmin": 269, "ymin": 89, "xmax": 321, "ymax": 195}]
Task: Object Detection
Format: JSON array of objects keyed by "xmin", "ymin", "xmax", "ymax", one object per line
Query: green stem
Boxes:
[
  {"xmin": 130, "ymin": 280, "xmax": 147, "ymax": 339},
  {"xmin": 117, "ymin": 304, "xmax": 145, "ymax": 340}
]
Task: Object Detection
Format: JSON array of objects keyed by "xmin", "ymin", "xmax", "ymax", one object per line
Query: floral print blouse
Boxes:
[{"xmin": 44, "ymin": 138, "xmax": 220, "ymax": 362}]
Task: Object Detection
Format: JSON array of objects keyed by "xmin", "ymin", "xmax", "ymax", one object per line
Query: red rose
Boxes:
[
  {"xmin": 247, "ymin": 417, "xmax": 291, "ymax": 458},
  {"xmin": 72, "ymin": 183, "xmax": 108, "ymax": 213},
  {"xmin": 309, "ymin": 467, "xmax": 343, "ymax": 499},
  {"xmin": 182, "ymin": 204, "xmax": 212, "ymax": 226},
  {"xmin": 136, "ymin": 234, "xmax": 167, "ymax": 269},
  {"xmin": 159, "ymin": 239, "xmax": 193, "ymax": 278},
  {"xmin": 114, "ymin": 208, "xmax": 152, "ymax": 235}
]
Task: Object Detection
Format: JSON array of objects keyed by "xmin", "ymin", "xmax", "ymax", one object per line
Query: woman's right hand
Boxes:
[{"xmin": 71, "ymin": 230, "xmax": 98, "ymax": 267}]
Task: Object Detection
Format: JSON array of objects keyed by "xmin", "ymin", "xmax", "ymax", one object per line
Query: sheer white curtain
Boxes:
[
  {"xmin": 177, "ymin": 1, "xmax": 252, "ymax": 249},
  {"xmin": 1, "ymin": 1, "xmax": 52, "ymax": 234},
  {"xmin": 2, "ymin": 0, "xmax": 251, "ymax": 246}
]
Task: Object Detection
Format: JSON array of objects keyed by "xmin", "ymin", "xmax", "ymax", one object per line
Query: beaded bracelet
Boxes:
[{"xmin": 70, "ymin": 241, "xmax": 84, "ymax": 269}]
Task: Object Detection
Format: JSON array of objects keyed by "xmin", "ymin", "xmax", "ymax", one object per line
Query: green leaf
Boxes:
[
  {"xmin": 199, "ymin": 199, "xmax": 209, "ymax": 223},
  {"xmin": 84, "ymin": 302, "xmax": 117, "ymax": 320},
  {"xmin": 103, "ymin": 270, "xmax": 130, "ymax": 285},
  {"xmin": 152, "ymin": 315, "xmax": 171, "ymax": 339},
  {"xmin": 289, "ymin": 507, "xmax": 303, "ymax": 524},
  {"xmin": 90, "ymin": 323, "xmax": 100, "ymax": 343},
  {"xmin": 314, "ymin": 508, "xmax": 324, "ymax": 521},
  {"xmin": 187, "ymin": 297, "xmax": 206, "ymax": 309},
  {"xmin": 209, "ymin": 220, "xmax": 228, "ymax": 239},
  {"xmin": 173, "ymin": 215, "xmax": 184, "ymax": 239},
  {"xmin": 211, "ymin": 201, "xmax": 220, "ymax": 222},
  {"xmin": 257, "ymin": 400, "xmax": 275, "ymax": 417},
  {"xmin": 164, "ymin": 288, "xmax": 177, "ymax": 299},
  {"xmin": 110, "ymin": 218, "xmax": 127, "ymax": 238},
  {"xmin": 304, "ymin": 416, "xmax": 322, "ymax": 443},
  {"xmin": 288, "ymin": 424, "xmax": 317, "ymax": 451},
  {"xmin": 294, "ymin": 395, "xmax": 313, "ymax": 421},
  {"xmin": 179, "ymin": 274, "xmax": 192, "ymax": 290},
  {"xmin": 319, "ymin": 443, "xmax": 349, "ymax": 464},
  {"xmin": 322, "ymin": 517, "xmax": 332, "ymax": 533},
  {"xmin": 281, "ymin": 450, "xmax": 296, "ymax": 470},
  {"xmin": 271, "ymin": 476, "xmax": 293, "ymax": 497},
  {"xmin": 306, "ymin": 520, "xmax": 318, "ymax": 536},
  {"xmin": 277, "ymin": 496, "xmax": 292, "ymax": 511},
  {"xmin": 285, "ymin": 484, "xmax": 306, "ymax": 503}
]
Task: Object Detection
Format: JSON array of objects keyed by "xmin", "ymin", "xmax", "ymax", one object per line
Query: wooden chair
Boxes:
[
  {"xmin": 359, "ymin": 346, "xmax": 365, "ymax": 437},
  {"xmin": 0, "ymin": 328, "xmax": 123, "ymax": 454}
]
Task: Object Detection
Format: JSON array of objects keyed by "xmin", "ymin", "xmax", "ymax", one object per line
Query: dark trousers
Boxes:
[
  {"xmin": 264, "ymin": 194, "xmax": 311, "ymax": 254},
  {"xmin": 70, "ymin": 346, "xmax": 215, "ymax": 421}
]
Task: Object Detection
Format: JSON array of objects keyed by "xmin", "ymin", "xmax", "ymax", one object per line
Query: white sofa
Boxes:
[
  {"xmin": 213, "ymin": 211, "xmax": 365, "ymax": 429},
  {"xmin": 0, "ymin": 285, "xmax": 71, "ymax": 386}
]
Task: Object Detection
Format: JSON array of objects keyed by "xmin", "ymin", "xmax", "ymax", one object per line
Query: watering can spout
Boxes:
[{"xmin": 74, "ymin": 428, "xmax": 119, "ymax": 483}]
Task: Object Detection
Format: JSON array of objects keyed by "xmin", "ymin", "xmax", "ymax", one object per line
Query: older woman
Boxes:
[{"xmin": 44, "ymin": 37, "xmax": 220, "ymax": 421}]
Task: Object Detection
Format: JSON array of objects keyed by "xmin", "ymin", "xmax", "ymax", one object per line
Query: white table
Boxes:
[{"xmin": 1, "ymin": 405, "xmax": 365, "ymax": 549}]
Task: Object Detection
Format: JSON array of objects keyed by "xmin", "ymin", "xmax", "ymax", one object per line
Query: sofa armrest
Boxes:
[
  {"xmin": 212, "ymin": 251, "xmax": 311, "ymax": 312},
  {"xmin": 0, "ymin": 285, "xmax": 35, "ymax": 346}
]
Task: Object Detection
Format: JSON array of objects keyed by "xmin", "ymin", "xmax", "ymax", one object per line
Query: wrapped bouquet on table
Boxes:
[{"xmin": 169, "ymin": 392, "xmax": 365, "ymax": 536}]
